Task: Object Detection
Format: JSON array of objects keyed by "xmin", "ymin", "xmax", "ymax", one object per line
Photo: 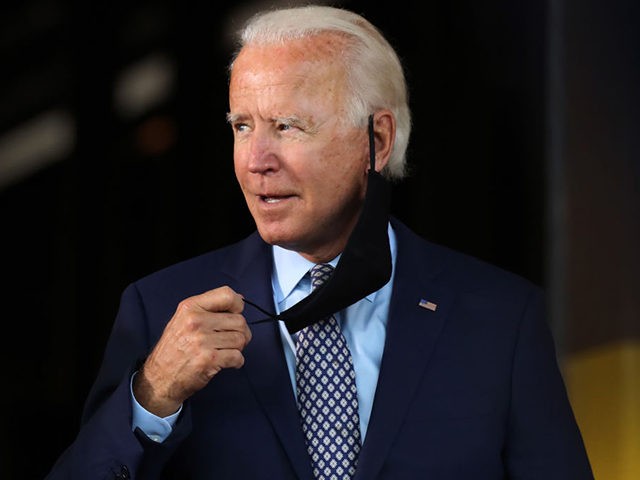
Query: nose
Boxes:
[{"xmin": 246, "ymin": 128, "xmax": 280, "ymax": 174}]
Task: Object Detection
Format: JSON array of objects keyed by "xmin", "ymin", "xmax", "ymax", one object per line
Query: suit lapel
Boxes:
[
  {"xmin": 355, "ymin": 221, "xmax": 454, "ymax": 480},
  {"xmin": 221, "ymin": 235, "xmax": 312, "ymax": 479},
  {"xmin": 222, "ymin": 222, "xmax": 454, "ymax": 480}
]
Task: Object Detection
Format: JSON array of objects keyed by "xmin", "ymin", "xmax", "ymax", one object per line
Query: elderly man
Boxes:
[{"xmin": 46, "ymin": 5, "xmax": 593, "ymax": 479}]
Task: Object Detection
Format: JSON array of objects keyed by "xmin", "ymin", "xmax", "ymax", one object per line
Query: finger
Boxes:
[
  {"xmin": 186, "ymin": 286, "xmax": 245, "ymax": 314},
  {"xmin": 210, "ymin": 347, "xmax": 246, "ymax": 370},
  {"xmin": 216, "ymin": 317, "xmax": 252, "ymax": 347},
  {"xmin": 208, "ymin": 329, "xmax": 251, "ymax": 350}
]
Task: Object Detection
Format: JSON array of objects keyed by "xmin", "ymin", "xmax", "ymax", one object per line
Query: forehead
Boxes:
[
  {"xmin": 231, "ymin": 32, "xmax": 350, "ymax": 85},
  {"xmin": 229, "ymin": 33, "xmax": 351, "ymax": 114}
]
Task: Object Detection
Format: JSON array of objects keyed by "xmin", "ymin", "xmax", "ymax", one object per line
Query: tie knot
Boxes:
[{"xmin": 310, "ymin": 263, "xmax": 334, "ymax": 292}]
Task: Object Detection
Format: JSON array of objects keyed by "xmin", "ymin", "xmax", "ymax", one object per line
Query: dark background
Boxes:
[{"xmin": 1, "ymin": 1, "xmax": 637, "ymax": 478}]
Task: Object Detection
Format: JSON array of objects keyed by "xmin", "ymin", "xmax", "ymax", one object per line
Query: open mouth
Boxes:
[{"xmin": 260, "ymin": 195, "xmax": 293, "ymax": 204}]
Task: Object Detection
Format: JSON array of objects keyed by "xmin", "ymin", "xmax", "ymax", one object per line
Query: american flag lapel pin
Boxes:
[{"xmin": 418, "ymin": 298, "xmax": 438, "ymax": 311}]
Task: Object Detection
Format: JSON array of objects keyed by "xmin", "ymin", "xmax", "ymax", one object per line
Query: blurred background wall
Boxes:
[
  {"xmin": 559, "ymin": 1, "xmax": 639, "ymax": 477},
  {"xmin": 0, "ymin": 0, "xmax": 637, "ymax": 478}
]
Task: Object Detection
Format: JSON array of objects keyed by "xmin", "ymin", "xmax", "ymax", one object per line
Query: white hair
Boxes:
[{"xmin": 230, "ymin": 5, "xmax": 411, "ymax": 180}]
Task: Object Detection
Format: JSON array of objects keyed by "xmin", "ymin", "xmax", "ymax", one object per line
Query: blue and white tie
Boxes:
[{"xmin": 295, "ymin": 263, "xmax": 361, "ymax": 480}]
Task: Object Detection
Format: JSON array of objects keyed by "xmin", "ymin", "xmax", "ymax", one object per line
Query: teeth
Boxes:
[{"xmin": 264, "ymin": 197, "xmax": 281, "ymax": 203}]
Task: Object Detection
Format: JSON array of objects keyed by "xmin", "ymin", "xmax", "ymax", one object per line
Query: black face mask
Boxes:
[{"xmin": 245, "ymin": 115, "xmax": 392, "ymax": 333}]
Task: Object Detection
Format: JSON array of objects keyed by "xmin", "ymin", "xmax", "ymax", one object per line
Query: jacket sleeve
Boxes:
[{"xmin": 44, "ymin": 283, "xmax": 191, "ymax": 480}]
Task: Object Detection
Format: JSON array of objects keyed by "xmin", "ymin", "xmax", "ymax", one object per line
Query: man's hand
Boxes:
[{"xmin": 133, "ymin": 286, "xmax": 252, "ymax": 417}]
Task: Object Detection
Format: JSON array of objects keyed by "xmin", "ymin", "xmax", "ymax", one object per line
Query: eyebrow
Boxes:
[{"xmin": 226, "ymin": 112, "xmax": 244, "ymax": 124}]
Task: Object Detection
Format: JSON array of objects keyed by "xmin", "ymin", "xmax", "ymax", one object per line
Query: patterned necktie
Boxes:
[{"xmin": 295, "ymin": 263, "xmax": 362, "ymax": 480}]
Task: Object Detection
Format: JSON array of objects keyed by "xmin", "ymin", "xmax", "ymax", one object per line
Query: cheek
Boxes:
[
  {"xmin": 320, "ymin": 160, "xmax": 368, "ymax": 204},
  {"xmin": 331, "ymin": 150, "xmax": 368, "ymax": 188},
  {"xmin": 313, "ymin": 140, "xmax": 366, "ymax": 189},
  {"xmin": 337, "ymin": 131, "xmax": 367, "ymax": 167}
]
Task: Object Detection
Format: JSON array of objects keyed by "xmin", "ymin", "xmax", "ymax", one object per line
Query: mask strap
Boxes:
[{"xmin": 368, "ymin": 114, "xmax": 376, "ymax": 171}]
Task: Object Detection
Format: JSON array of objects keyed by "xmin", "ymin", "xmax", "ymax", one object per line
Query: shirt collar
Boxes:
[
  {"xmin": 271, "ymin": 223, "xmax": 396, "ymax": 306},
  {"xmin": 272, "ymin": 246, "xmax": 340, "ymax": 304}
]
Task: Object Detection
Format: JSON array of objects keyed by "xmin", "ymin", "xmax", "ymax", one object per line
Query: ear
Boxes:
[{"xmin": 370, "ymin": 109, "xmax": 396, "ymax": 172}]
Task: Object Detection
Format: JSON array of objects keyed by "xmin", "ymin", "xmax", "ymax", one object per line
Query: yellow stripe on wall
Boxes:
[{"xmin": 563, "ymin": 340, "xmax": 640, "ymax": 480}]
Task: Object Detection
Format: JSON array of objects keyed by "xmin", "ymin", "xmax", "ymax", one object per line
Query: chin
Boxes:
[{"xmin": 255, "ymin": 224, "xmax": 295, "ymax": 248}]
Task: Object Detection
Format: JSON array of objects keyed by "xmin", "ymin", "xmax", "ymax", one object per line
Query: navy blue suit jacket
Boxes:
[{"xmin": 46, "ymin": 218, "xmax": 593, "ymax": 479}]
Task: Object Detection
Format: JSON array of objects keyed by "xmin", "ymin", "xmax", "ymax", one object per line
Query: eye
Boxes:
[
  {"xmin": 276, "ymin": 122, "xmax": 292, "ymax": 132},
  {"xmin": 232, "ymin": 122, "xmax": 250, "ymax": 133}
]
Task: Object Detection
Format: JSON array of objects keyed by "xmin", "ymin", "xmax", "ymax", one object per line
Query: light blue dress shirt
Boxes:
[
  {"xmin": 273, "ymin": 224, "xmax": 396, "ymax": 440},
  {"xmin": 131, "ymin": 224, "xmax": 397, "ymax": 443}
]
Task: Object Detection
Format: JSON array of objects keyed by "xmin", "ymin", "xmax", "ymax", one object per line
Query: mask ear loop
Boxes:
[
  {"xmin": 243, "ymin": 297, "xmax": 278, "ymax": 323},
  {"xmin": 368, "ymin": 114, "xmax": 376, "ymax": 171}
]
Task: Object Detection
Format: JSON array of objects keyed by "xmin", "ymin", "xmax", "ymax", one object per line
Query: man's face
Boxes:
[{"xmin": 229, "ymin": 34, "xmax": 369, "ymax": 263}]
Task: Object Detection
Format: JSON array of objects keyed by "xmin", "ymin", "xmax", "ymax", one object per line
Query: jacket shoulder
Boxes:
[{"xmin": 131, "ymin": 231, "xmax": 266, "ymax": 299}]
